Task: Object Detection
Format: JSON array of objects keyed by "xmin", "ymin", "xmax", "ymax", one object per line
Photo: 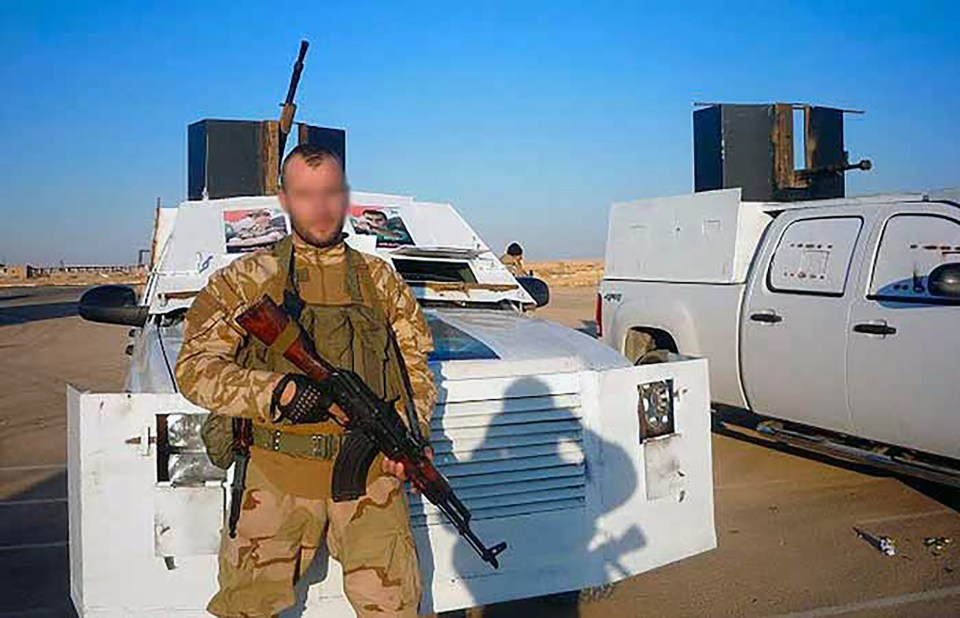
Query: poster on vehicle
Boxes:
[
  {"xmin": 223, "ymin": 207, "xmax": 288, "ymax": 253},
  {"xmin": 349, "ymin": 205, "xmax": 414, "ymax": 247}
]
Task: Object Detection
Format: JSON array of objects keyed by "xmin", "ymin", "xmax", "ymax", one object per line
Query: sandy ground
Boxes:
[
  {"xmin": 0, "ymin": 285, "xmax": 957, "ymax": 617},
  {"xmin": 527, "ymin": 260, "xmax": 603, "ymax": 289}
]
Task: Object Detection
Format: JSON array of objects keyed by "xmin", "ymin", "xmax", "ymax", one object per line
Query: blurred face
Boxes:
[{"xmin": 278, "ymin": 155, "xmax": 349, "ymax": 247}]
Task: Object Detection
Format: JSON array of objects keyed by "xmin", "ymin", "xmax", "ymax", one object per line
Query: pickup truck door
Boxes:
[
  {"xmin": 846, "ymin": 203, "xmax": 960, "ymax": 459},
  {"xmin": 740, "ymin": 213, "xmax": 868, "ymax": 433}
]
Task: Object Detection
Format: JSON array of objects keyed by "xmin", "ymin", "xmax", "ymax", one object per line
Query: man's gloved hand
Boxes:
[
  {"xmin": 269, "ymin": 374, "xmax": 334, "ymax": 424},
  {"xmin": 382, "ymin": 445, "xmax": 434, "ymax": 494}
]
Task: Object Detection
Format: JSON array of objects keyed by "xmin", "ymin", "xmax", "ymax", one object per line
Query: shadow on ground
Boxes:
[
  {"xmin": 575, "ymin": 320, "xmax": 597, "ymax": 337},
  {"xmin": 712, "ymin": 404, "xmax": 960, "ymax": 512},
  {"xmin": 438, "ymin": 594, "xmax": 584, "ymax": 618},
  {"xmin": 0, "ymin": 472, "xmax": 77, "ymax": 617},
  {"xmin": 0, "ymin": 302, "xmax": 78, "ymax": 326}
]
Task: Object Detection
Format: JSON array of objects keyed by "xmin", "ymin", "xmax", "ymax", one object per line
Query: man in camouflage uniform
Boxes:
[
  {"xmin": 499, "ymin": 242, "xmax": 526, "ymax": 277},
  {"xmin": 175, "ymin": 144, "xmax": 437, "ymax": 617}
]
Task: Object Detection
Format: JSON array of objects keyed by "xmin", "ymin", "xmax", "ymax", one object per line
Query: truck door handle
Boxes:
[
  {"xmin": 749, "ymin": 311, "xmax": 783, "ymax": 324},
  {"xmin": 853, "ymin": 322, "xmax": 897, "ymax": 336}
]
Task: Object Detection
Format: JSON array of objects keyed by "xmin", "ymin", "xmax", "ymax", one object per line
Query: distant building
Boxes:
[
  {"xmin": 30, "ymin": 264, "xmax": 146, "ymax": 277},
  {"xmin": 0, "ymin": 263, "xmax": 145, "ymax": 281},
  {"xmin": 0, "ymin": 263, "xmax": 29, "ymax": 279}
]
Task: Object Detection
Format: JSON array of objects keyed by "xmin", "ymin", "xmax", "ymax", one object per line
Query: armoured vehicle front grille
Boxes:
[{"xmin": 408, "ymin": 374, "xmax": 585, "ymax": 525}]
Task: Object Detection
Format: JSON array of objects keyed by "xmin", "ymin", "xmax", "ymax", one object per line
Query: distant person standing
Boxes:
[{"xmin": 500, "ymin": 242, "xmax": 526, "ymax": 277}]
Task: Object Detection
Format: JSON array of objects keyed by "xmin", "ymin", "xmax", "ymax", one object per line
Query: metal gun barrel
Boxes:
[
  {"xmin": 284, "ymin": 40, "xmax": 309, "ymax": 105},
  {"xmin": 798, "ymin": 158, "xmax": 872, "ymax": 179},
  {"xmin": 432, "ymin": 493, "xmax": 507, "ymax": 568},
  {"xmin": 277, "ymin": 40, "xmax": 310, "ymax": 170}
]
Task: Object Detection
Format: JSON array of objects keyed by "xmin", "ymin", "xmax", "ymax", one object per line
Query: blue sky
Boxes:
[{"xmin": 1, "ymin": 1, "xmax": 957, "ymax": 264}]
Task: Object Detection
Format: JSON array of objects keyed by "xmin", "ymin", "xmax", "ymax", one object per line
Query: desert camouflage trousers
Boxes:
[{"xmin": 207, "ymin": 457, "xmax": 422, "ymax": 617}]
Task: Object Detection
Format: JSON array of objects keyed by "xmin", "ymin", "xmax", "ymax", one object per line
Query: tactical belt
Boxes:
[{"xmin": 251, "ymin": 425, "xmax": 344, "ymax": 460}]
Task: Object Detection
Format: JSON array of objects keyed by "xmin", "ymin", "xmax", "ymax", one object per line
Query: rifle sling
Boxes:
[{"xmin": 268, "ymin": 319, "xmax": 301, "ymax": 357}]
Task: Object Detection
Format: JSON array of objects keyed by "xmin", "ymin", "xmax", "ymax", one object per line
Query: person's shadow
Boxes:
[
  {"xmin": 279, "ymin": 546, "xmax": 331, "ymax": 617},
  {"xmin": 419, "ymin": 375, "xmax": 645, "ymax": 617},
  {"xmin": 279, "ymin": 375, "xmax": 644, "ymax": 617}
]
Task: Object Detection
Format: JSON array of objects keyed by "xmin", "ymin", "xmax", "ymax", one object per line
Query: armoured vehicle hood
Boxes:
[
  {"xmin": 148, "ymin": 308, "xmax": 628, "ymax": 395},
  {"xmin": 426, "ymin": 308, "xmax": 628, "ymax": 376}
]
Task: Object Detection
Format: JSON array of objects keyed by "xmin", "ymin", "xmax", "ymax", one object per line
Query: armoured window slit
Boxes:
[
  {"xmin": 430, "ymin": 418, "xmax": 582, "ymax": 440},
  {"xmin": 392, "ymin": 258, "xmax": 477, "ymax": 284},
  {"xmin": 437, "ymin": 380, "xmax": 581, "ymax": 406},
  {"xmin": 155, "ymin": 413, "xmax": 225, "ymax": 485},
  {"xmin": 452, "ymin": 476, "xmax": 586, "ymax": 500},
  {"xmin": 411, "ymin": 498, "xmax": 585, "ymax": 525},
  {"xmin": 471, "ymin": 498, "xmax": 585, "ymax": 519},
  {"xmin": 156, "ymin": 413, "xmax": 170, "ymax": 482},
  {"xmin": 440, "ymin": 447, "xmax": 584, "ymax": 476},
  {"xmin": 434, "ymin": 442, "xmax": 582, "ymax": 466},
  {"xmin": 433, "ymin": 394, "xmax": 581, "ymax": 419},
  {"xmin": 429, "ymin": 429, "xmax": 582, "ymax": 455},
  {"xmin": 433, "ymin": 408, "xmax": 582, "ymax": 431},
  {"xmin": 442, "ymin": 464, "xmax": 585, "ymax": 489},
  {"xmin": 411, "ymin": 486, "xmax": 585, "ymax": 516},
  {"xmin": 415, "ymin": 379, "xmax": 587, "ymax": 524}
]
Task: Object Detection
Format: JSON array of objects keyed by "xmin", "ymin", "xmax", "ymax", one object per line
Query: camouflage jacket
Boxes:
[
  {"xmin": 499, "ymin": 253, "xmax": 526, "ymax": 277},
  {"xmin": 174, "ymin": 234, "xmax": 438, "ymax": 437}
]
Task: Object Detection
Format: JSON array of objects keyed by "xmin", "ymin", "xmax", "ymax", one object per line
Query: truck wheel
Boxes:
[{"xmin": 624, "ymin": 330, "xmax": 670, "ymax": 365}]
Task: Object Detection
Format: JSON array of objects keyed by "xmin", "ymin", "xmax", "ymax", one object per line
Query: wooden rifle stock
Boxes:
[{"xmin": 235, "ymin": 293, "xmax": 332, "ymax": 382}]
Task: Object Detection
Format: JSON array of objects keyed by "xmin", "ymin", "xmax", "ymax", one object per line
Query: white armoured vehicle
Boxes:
[{"xmin": 68, "ymin": 190, "xmax": 716, "ymax": 616}]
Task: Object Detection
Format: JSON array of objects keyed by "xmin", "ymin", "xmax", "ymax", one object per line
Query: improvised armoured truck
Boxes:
[{"xmin": 69, "ymin": 189, "xmax": 716, "ymax": 616}]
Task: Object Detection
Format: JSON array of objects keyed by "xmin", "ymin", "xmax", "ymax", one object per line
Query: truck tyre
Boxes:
[{"xmin": 624, "ymin": 330, "xmax": 671, "ymax": 365}]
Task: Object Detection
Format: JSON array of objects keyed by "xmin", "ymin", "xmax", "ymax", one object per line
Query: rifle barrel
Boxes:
[{"xmin": 284, "ymin": 40, "xmax": 309, "ymax": 105}]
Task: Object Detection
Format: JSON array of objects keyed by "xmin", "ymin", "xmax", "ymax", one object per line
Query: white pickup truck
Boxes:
[
  {"xmin": 599, "ymin": 187, "xmax": 960, "ymax": 483},
  {"xmin": 68, "ymin": 191, "xmax": 716, "ymax": 617}
]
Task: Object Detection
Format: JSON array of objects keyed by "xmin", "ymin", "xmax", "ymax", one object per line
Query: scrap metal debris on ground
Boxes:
[
  {"xmin": 853, "ymin": 526, "xmax": 897, "ymax": 556},
  {"xmin": 923, "ymin": 536, "xmax": 953, "ymax": 556}
]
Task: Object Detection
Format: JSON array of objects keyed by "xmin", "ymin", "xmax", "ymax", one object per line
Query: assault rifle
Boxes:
[{"xmin": 236, "ymin": 295, "xmax": 508, "ymax": 569}]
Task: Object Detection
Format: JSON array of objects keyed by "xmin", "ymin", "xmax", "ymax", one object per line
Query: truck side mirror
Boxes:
[
  {"xmin": 928, "ymin": 262, "xmax": 960, "ymax": 299},
  {"xmin": 517, "ymin": 276, "xmax": 550, "ymax": 308},
  {"xmin": 79, "ymin": 285, "xmax": 149, "ymax": 327}
]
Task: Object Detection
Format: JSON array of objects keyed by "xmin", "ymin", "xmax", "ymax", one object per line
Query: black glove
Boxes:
[{"xmin": 270, "ymin": 374, "xmax": 334, "ymax": 424}]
